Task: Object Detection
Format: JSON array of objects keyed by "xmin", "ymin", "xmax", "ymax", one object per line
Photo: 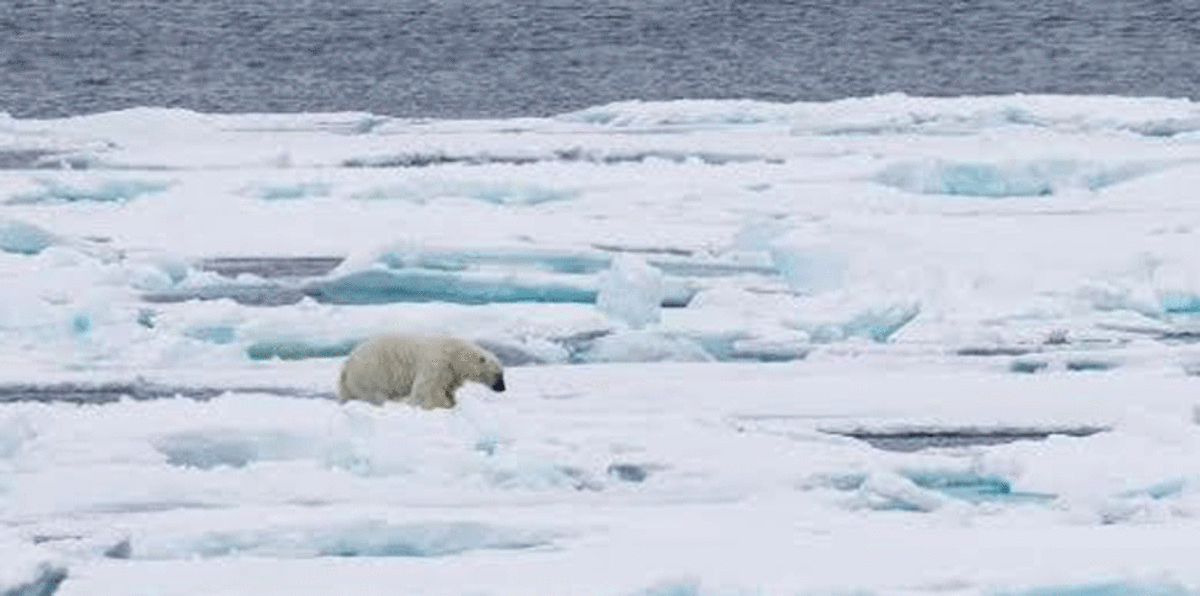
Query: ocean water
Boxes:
[{"xmin": 2, "ymin": 0, "xmax": 1198, "ymax": 119}]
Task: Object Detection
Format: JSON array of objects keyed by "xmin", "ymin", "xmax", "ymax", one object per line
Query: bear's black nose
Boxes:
[{"xmin": 491, "ymin": 374, "xmax": 506, "ymax": 392}]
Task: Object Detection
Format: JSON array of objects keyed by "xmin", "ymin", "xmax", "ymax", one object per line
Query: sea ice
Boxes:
[
  {"xmin": 0, "ymin": 540, "xmax": 67, "ymax": 596},
  {"xmin": 7, "ymin": 176, "xmax": 172, "ymax": 205},
  {"xmin": 875, "ymin": 159, "xmax": 1161, "ymax": 197},
  {"xmin": 577, "ymin": 330, "xmax": 714, "ymax": 364},
  {"xmin": 352, "ymin": 179, "xmax": 576, "ymax": 206},
  {"xmin": 0, "ymin": 220, "xmax": 55, "ymax": 255},
  {"xmin": 241, "ymin": 180, "xmax": 332, "ymax": 201},
  {"xmin": 129, "ymin": 520, "xmax": 557, "ymax": 560},
  {"xmin": 5, "ymin": 95, "xmax": 1200, "ymax": 594},
  {"xmin": 596, "ymin": 254, "xmax": 666, "ymax": 329}
]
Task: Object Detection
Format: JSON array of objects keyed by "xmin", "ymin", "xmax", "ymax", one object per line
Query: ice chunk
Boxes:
[
  {"xmin": 850, "ymin": 470, "xmax": 953, "ymax": 512},
  {"xmin": 809, "ymin": 469, "xmax": 1055, "ymax": 506},
  {"xmin": 245, "ymin": 339, "xmax": 361, "ymax": 361},
  {"xmin": 1161, "ymin": 292, "xmax": 1200, "ymax": 314},
  {"xmin": 153, "ymin": 429, "xmax": 319, "ymax": 469},
  {"xmin": 577, "ymin": 331, "xmax": 713, "ymax": 363},
  {"xmin": 305, "ymin": 269, "xmax": 600, "ymax": 306},
  {"xmin": 377, "ymin": 248, "xmax": 608, "ymax": 274},
  {"xmin": 596, "ymin": 254, "xmax": 666, "ymax": 329},
  {"xmin": 0, "ymin": 415, "xmax": 35, "ymax": 459},
  {"xmin": 807, "ymin": 301, "xmax": 921, "ymax": 343},
  {"xmin": 876, "ymin": 159, "xmax": 1158, "ymax": 197},
  {"xmin": 728, "ymin": 215, "xmax": 793, "ymax": 253},
  {"xmin": 725, "ymin": 336, "xmax": 812, "ymax": 362},
  {"xmin": 780, "ymin": 297, "xmax": 921, "ymax": 344},
  {"xmin": 768, "ymin": 245, "xmax": 848, "ymax": 295},
  {"xmin": 155, "ymin": 251, "xmax": 704, "ymax": 308},
  {"xmin": 0, "ymin": 220, "xmax": 55, "ymax": 255},
  {"xmin": 132, "ymin": 520, "xmax": 556, "ymax": 560},
  {"xmin": 474, "ymin": 336, "xmax": 570, "ymax": 366},
  {"xmin": 561, "ymin": 94, "xmax": 1200, "ymax": 137},
  {"xmin": 373, "ymin": 247, "xmax": 775, "ymax": 278},
  {"xmin": 8, "ymin": 177, "xmax": 171, "ymax": 204},
  {"xmin": 0, "ymin": 540, "xmax": 67, "ymax": 596}
]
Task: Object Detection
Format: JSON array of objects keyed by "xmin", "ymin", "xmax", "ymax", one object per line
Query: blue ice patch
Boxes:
[
  {"xmin": 252, "ymin": 181, "xmax": 331, "ymax": 201},
  {"xmin": 842, "ymin": 303, "xmax": 921, "ymax": 342},
  {"xmin": 304, "ymin": 269, "xmax": 600, "ymax": 305},
  {"xmin": 800, "ymin": 302, "xmax": 921, "ymax": 344},
  {"xmin": 993, "ymin": 581, "xmax": 1192, "ymax": 596},
  {"xmin": 825, "ymin": 470, "xmax": 1056, "ymax": 505},
  {"xmin": 1119, "ymin": 477, "xmax": 1190, "ymax": 500},
  {"xmin": 376, "ymin": 248, "xmax": 778, "ymax": 278},
  {"xmin": 876, "ymin": 159, "xmax": 1159, "ymax": 197},
  {"xmin": 901, "ymin": 471, "xmax": 1053, "ymax": 504},
  {"xmin": 312, "ymin": 521, "xmax": 553, "ymax": 558},
  {"xmin": 70, "ymin": 313, "xmax": 92, "ymax": 335},
  {"xmin": 138, "ymin": 521, "xmax": 554, "ymax": 560},
  {"xmin": 246, "ymin": 339, "xmax": 362, "ymax": 361},
  {"xmin": 1161, "ymin": 292, "xmax": 1200, "ymax": 314},
  {"xmin": 691, "ymin": 332, "xmax": 810, "ymax": 363},
  {"xmin": 0, "ymin": 220, "xmax": 56, "ymax": 255},
  {"xmin": 155, "ymin": 429, "xmax": 316, "ymax": 469},
  {"xmin": 378, "ymin": 249, "xmax": 610, "ymax": 275}
]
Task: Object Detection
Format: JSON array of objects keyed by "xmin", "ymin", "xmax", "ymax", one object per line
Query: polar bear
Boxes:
[{"xmin": 337, "ymin": 333, "xmax": 506, "ymax": 409}]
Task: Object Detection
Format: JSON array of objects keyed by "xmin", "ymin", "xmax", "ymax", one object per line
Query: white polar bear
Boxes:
[{"xmin": 337, "ymin": 333, "xmax": 506, "ymax": 409}]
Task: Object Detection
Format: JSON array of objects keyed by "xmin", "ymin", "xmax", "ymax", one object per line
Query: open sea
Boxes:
[{"xmin": 2, "ymin": 0, "xmax": 1199, "ymax": 119}]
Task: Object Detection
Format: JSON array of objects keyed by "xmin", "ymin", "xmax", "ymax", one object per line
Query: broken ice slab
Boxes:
[
  {"xmin": 143, "ymin": 269, "xmax": 698, "ymax": 307},
  {"xmin": 875, "ymin": 158, "xmax": 1164, "ymax": 197},
  {"xmin": 7, "ymin": 177, "xmax": 172, "ymax": 204},
  {"xmin": 814, "ymin": 469, "xmax": 1057, "ymax": 507},
  {"xmin": 196, "ymin": 250, "xmax": 779, "ymax": 280},
  {"xmin": 304, "ymin": 269, "xmax": 603, "ymax": 306},
  {"xmin": 0, "ymin": 544, "xmax": 67, "ymax": 596},
  {"xmin": 130, "ymin": 520, "xmax": 558, "ymax": 560}
]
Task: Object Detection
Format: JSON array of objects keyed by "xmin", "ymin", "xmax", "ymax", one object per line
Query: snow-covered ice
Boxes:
[
  {"xmin": 596, "ymin": 254, "xmax": 666, "ymax": 329},
  {"xmin": 4, "ymin": 94, "xmax": 1200, "ymax": 594}
]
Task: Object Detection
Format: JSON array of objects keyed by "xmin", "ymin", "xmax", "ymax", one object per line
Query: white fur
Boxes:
[{"xmin": 338, "ymin": 333, "xmax": 505, "ymax": 409}]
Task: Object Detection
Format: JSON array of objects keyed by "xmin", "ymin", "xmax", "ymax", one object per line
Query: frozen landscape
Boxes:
[{"xmin": 3, "ymin": 94, "xmax": 1200, "ymax": 595}]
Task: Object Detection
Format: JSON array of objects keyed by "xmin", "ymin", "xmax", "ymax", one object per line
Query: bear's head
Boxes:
[{"xmin": 452, "ymin": 342, "xmax": 506, "ymax": 393}]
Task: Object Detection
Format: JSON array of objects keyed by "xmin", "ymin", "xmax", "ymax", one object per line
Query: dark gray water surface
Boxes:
[{"xmin": 3, "ymin": 0, "xmax": 1199, "ymax": 119}]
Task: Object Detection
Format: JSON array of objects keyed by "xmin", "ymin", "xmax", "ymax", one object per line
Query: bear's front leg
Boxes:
[{"xmin": 408, "ymin": 371, "xmax": 455, "ymax": 409}]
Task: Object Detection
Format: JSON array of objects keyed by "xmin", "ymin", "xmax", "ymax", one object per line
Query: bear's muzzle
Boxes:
[{"xmin": 491, "ymin": 374, "xmax": 506, "ymax": 392}]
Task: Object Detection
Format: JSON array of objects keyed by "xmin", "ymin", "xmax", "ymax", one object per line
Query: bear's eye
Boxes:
[{"xmin": 479, "ymin": 356, "xmax": 485, "ymax": 363}]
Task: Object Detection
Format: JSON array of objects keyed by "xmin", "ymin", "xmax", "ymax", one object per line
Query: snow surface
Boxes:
[{"xmin": 4, "ymin": 94, "xmax": 1200, "ymax": 594}]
